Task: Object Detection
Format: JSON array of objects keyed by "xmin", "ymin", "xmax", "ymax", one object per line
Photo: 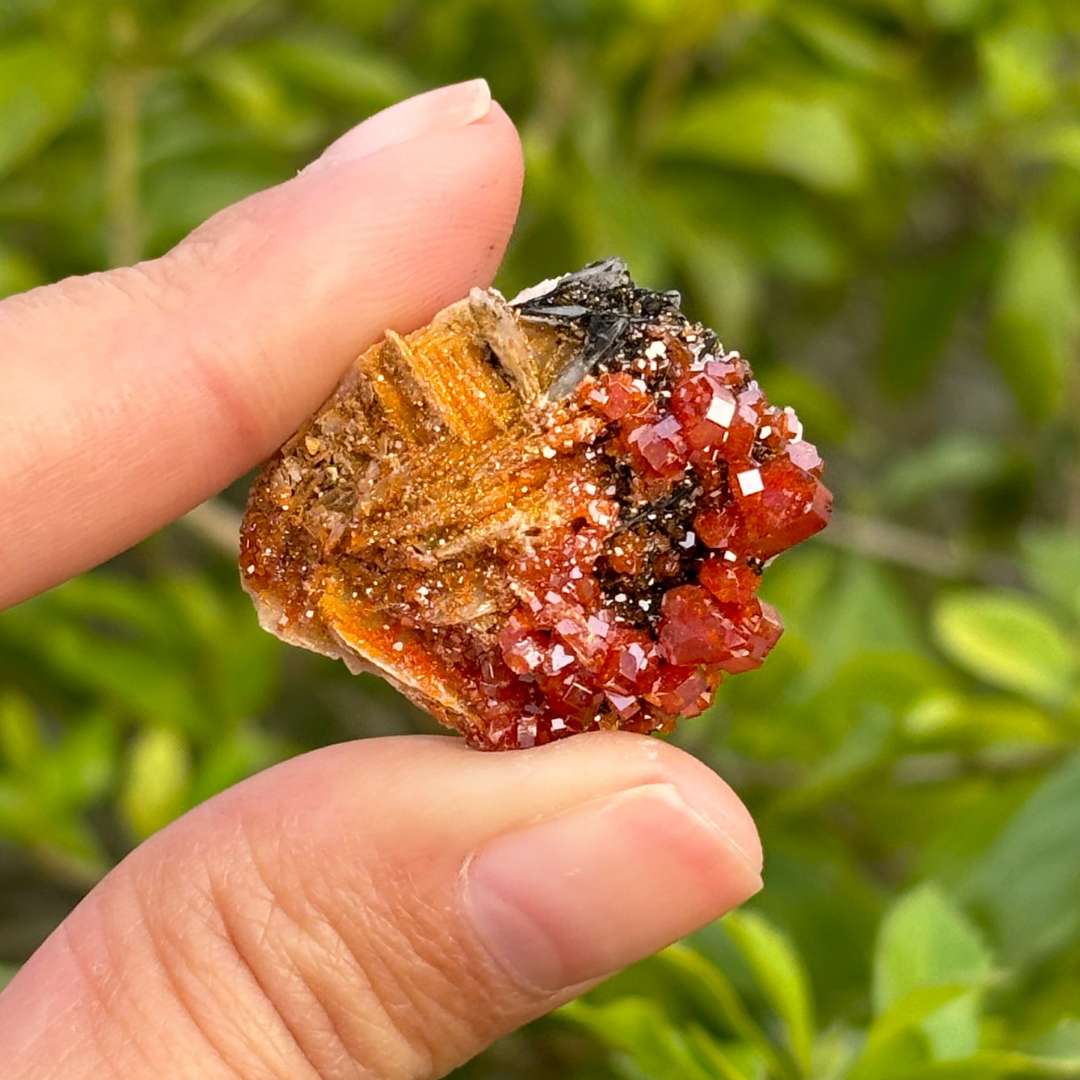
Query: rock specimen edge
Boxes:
[{"xmin": 240, "ymin": 259, "xmax": 832, "ymax": 749}]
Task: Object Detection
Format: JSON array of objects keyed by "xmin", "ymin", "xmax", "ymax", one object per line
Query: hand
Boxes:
[{"xmin": 0, "ymin": 81, "xmax": 763, "ymax": 1080}]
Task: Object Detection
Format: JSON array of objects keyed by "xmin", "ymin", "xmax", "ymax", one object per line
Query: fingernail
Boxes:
[
  {"xmin": 306, "ymin": 79, "xmax": 491, "ymax": 170},
  {"xmin": 464, "ymin": 782, "xmax": 763, "ymax": 992}
]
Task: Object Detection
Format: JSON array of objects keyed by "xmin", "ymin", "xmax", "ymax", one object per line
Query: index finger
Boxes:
[{"xmin": 0, "ymin": 94, "xmax": 523, "ymax": 609}]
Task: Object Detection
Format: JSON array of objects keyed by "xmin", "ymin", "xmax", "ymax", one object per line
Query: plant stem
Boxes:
[
  {"xmin": 103, "ymin": 7, "xmax": 143, "ymax": 268},
  {"xmin": 819, "ymin": 511, "xmax": 1022, "ymax": 587}
]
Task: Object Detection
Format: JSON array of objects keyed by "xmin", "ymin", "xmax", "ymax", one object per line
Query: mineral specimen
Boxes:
[{"xmin": 240, "ymin": 259, "xmax": 831, "ymax": 750}]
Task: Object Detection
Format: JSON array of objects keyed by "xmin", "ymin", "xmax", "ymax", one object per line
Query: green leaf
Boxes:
[
  {"xmin": 120, "ymin": 727, "xmax": 191, "ymax": 841},
  {"xmin": 873, "ymin": 885, "xmax": 992, "ymax": 1005},
  {"xmin": 670, "ymin": 229, "xmax": 758, "ymax": 346},
  {"xmin": 662, "ymin": 87, "xmax": 866, "ymax": 194},
  {"xmin": 198, "ymin": 49, "xmax": 320, "ymax": 149},
  {"xmin": 656, "ymin": 944, "xmax": 791, "ymax": 1077},
  {"xmin": 1025, "ymin": 1018, "xmax": 1080, "ymax": 1061},
  {"xmin": 189, "ymin": 723, "xmax": 281, "ymax": 805},
  {"xmin": 1024, "ymin": 123, "xmax": 1080, "ymax": 177},
  {"xmin": 903, "ymin": 690, "xmax": 1064, "ymax": 746},
  {"xmin": 882, "ymin": 434, "xmax": 1009, "ymax": 509},
  {"xmin": 1020, "ymin": 526, "xmax": 1080, "ymax": 624},
  {"xmin": 560, "ymin": 996, "xmax": 724, "ymax": 1080},
  {"xmin": 684, "ymin": 1025, "xmax": 764, "ymax": 1080},
  {"xmin": 879, "ymin": 243, "xmax": 990, "ymax": 399},
  {"xmin": 987, "ymin": 220, "xmax": 1079, "ymax": 420},
  {"xmin": 0, "ymin": 241, "xmax": 43, "ymax": 298},
  {"xmin": 932, "ymin": 590, "xmax": 1077, "ymax": 707},
  {"xmin": 570, "ymin": 172, "xmax": 669, "ymax": 291},
  {"xmin": 851, "ymin": 985, "xmax": 972, "ymax": 1079},
  {"xmin": 775, "ymin": 702, "xmax": 893, "ymax": 814},
  {"xmin": 798, "ymin": 560, "xmax": 924, "ymax": 697},
  {"xmin": 145, "ymin": 161, "xmax": 283, "ymax": 251},
  {"xmin": 39, "ymin": 623, "xmax": 207, "ymax": 732},
  {"xmin": 0, "ymin": 693, "xmax": 45, "ymax": 773},
  {"xmin": 261, "ymin": 35, "xmax": 418, "ymax": 107},
  {"xmin": 965, "ymin": 751, "xmax": 1080, "ymax": 968},
  {"xmin": 752, "ymin": 365, "xmax": 851, "ymax": 445},
  {"xmin": 779, "ymin": 1, "xmax": 899, "ymax": 76},
  {"xmin": 174, "ymin": 0, "xmax": 272, "ymax": 56},
  {"xmin": 46, "ymin": 711, "xmax": 119, "ymax": 810},
  {"xmin": 923, "ymin": 0, "xmax": 993, "ymax": 29},
  {"xmin": 978, "ymin": 16, "xmax": 1057, "ymax": 117},
  {"xmin": 872, "ymin": 884, "xmax": 992, "ymax": 1060},
  {"xmin": 724, "ymin": 910, "xmax": 816, "ymax": 1073},
  {"xmin": 0, "ymin": 776, "xmax": 36, "ymax": 843},
  {"xmin": 869, "ymin": 1048, "xmax": 1080, "ymax": 1079},
  {"xmin": 0, "ymin": 39, "xmax": 84, "ymax": 177}
]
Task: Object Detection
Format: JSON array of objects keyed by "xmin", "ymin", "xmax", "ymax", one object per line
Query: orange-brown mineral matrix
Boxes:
[{"xmin": 240, "ymin": 259, "xmax": 831, "ymax": 749}]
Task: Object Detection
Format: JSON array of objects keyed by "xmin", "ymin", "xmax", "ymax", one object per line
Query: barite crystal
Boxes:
[{"xmin": 240, "ymin": 259, "xmax": 831, "ymax": 750}]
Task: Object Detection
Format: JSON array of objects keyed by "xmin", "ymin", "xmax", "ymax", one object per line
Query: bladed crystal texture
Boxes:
[{"xmin": 240, "ymin": 259, "xmax": 831, "ymax": 749}]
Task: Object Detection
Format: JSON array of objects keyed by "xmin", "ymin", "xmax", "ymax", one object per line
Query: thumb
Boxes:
[{"xmin": 0, "ymin": 733, "xmax": 762, "ymax": 1080}]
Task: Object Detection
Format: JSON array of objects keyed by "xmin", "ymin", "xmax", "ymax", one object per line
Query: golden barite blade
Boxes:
[{"xmin": 240, "ymin": 259, "xmax": 831, "ymax": 749}]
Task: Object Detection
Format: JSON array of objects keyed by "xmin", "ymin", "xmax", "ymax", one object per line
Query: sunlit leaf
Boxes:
[
  {"xmin": 1024, "ymin": 123, "xmax": 1080, "ymax": 176},
  {"xmin": 872, "ymin": 884, "xmax": 992, "ymax": 1060},
  {"xmin": 903, "ymin": 690, "xmax": 1064, "ymax": 746},
  {"xmin": 0, "ymin": 777, "xmax": 35, "ymax": 842},
  {"xmin": 120, "ymin": 726, "xmax": 191, "ymax": 841},
  {"xmin": 176, "ymin": 0, "xmax": 273, "ymax": 57},
  {"xmin": 978, "ymin": 15, "xmax": 1057, "ymax": 116},
  {"xmin": 850, "ymin": 984, "xmax": 972, "ymax": 1079},
  {"xmin": 0, "ymin": 692, "xmax": 45, "ymax": 772},
  {"xmin": 932, "ymin": 591, "xmax": 1077, "ymax": 707}
]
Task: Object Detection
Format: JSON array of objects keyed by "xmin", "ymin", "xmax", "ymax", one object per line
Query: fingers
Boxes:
[
  {"xmin": 0, "ymin": 733, "xmax": 762, "ymax": 1080},
  {"xmin": 0, "ymin": 82, "xmax": 523, "ymax": 608}
]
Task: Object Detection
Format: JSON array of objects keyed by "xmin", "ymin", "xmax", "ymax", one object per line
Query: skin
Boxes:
[{"xmin": 0, "ymin": 85, "xmax": 764, "ymax": 1080}]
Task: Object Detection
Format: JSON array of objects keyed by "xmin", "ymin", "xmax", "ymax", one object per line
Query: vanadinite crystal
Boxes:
[{"xmin": 240, "ymin": 259, "xmax": 831, "ymax": 750}]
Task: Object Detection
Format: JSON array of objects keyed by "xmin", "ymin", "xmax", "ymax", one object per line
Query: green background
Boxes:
[{"xmin": 4, "ymin": 0, "xmax": 1080, "ymax": 1076}]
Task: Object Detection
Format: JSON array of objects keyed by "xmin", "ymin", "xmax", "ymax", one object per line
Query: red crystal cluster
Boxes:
[{"xmin": 463, "ymin": 330, "xmax": 829, "ymax": 749}]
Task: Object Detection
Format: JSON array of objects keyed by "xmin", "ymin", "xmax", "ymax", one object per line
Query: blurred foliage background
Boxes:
[{"xmin": 4, "ymin": 0, "xmax": 1080, "ymax": 1076}]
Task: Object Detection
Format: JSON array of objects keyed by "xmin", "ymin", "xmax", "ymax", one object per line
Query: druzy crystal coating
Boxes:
[{"xmin": 240, "ymin": 259, "xmax": 831, "ymax": 750}]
